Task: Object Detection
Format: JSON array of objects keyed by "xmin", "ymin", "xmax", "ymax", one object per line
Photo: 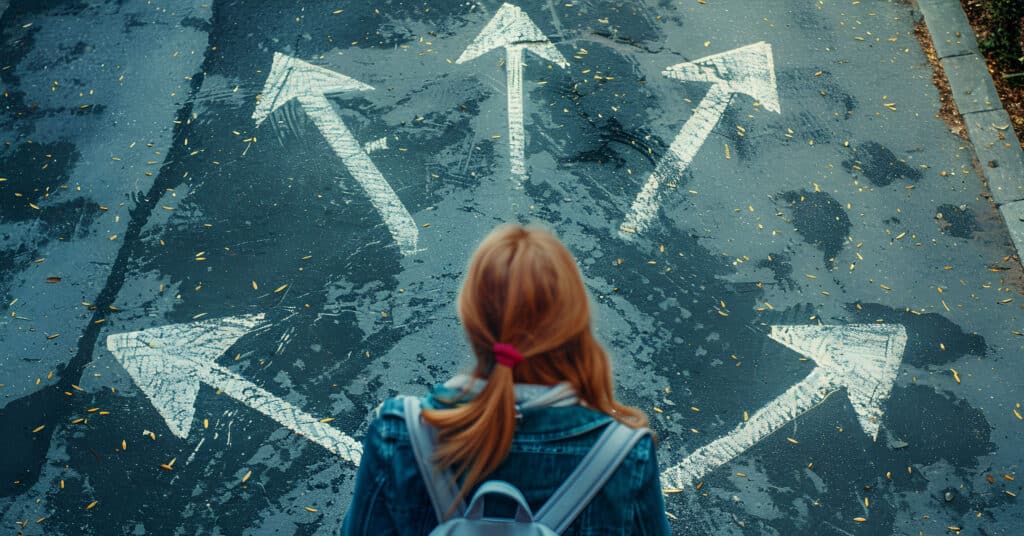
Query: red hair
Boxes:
[{"xmin": 422, "ymin": 224, "xmax": 649, "ymax": 514}]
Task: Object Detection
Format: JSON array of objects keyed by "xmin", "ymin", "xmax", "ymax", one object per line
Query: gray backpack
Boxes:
[{"xmin": 403, "ymin": 396, "xmax": 651, "ymax": 535}]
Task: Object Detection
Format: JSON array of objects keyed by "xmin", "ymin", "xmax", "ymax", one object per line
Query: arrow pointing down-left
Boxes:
[{"xmin": 106, "ymin": 313, "xmax": 362, "ymax": 465}]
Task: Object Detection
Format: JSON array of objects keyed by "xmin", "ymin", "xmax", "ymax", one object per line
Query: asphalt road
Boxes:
[{"xmin": 1, "ymin": 1, "xmax": 1022, "ymax": 534}]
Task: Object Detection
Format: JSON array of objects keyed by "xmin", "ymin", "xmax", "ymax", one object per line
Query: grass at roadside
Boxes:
[{"xmin": 960, "ymin": 0, "xmax": 1024, "ymax": 147}]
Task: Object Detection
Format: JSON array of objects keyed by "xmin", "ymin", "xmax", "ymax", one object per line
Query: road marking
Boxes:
[
  {"xmin": 106, "ymin": 314, "xmax": 362, "ymax": 465},
  {"xmin": 364, "ymin": 136, "xmax": 388, "ymax": 154},
  {"xmin": 620, "ymin": 42, "xmax": 780, "ymax": 237},
  {"xmin": 661, "ymin": 324, "xmax": 907, "ymax": 489},
  {"xmin": 457, "ymin": 3, "xmax": 568, "ymax": 184},
  {"xmin": 253, "ymin": 52, "xmax": 418, "ymax": 255}
]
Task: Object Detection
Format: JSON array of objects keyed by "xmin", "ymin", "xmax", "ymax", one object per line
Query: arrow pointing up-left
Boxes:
[
  {"xmin": 253, "ymin": 52, "xmax": 418, "ymax": 255},
  {"xmin": 106, "ymin": 313, "xmax": 362, "ymax": 465}
]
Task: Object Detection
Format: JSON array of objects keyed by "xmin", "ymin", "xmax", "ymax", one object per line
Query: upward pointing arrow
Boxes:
[
  {"xmin": 106, "ymin": 313, "xmax": 362, "ymax": 465},
  {"xmin": 620, "ymin": 42, "xmax": 780, "ymax": 237},
  {"xmin": 660, "ymin": 324, "xmax": 906, "ymax": 489},
  {"xmin": 254, "ymin": 52, "xmax": 418, "ymax": 255},
  {"xmin": 457, "ymin": 3, "xmax": 568, "ymax": 183}
]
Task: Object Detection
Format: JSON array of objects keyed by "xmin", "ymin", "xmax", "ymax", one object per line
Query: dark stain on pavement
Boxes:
[
  {"xmin": 778, "ymin": 189, "xmax": 851, "ymax": 268},
  {"xmin": 568, "ymin": 117, "xmax": 660, "ymax": 169},
  {"xmin": 935, "ymin": 203, "xmax": 979, "ymax": 239},
  {"xmin": 842, "ymin": 142, "xmax": 922, "ymax": 187},
  {"xmin": 778, "ymin": 67, "xmax": 858, "ymax": 117},
  {"xmin": 886, "ymin": 384, "xmax": 994, "ymax": 470},
  {"xmin": 0, "ymin": 141, "xmax": 79, "ymax": 222},
  {"xmin": 845, "ymin": 302, "xmax": 986, "ymax": 367},
  {"xmin": 756, "ymin": 252, "xmax": 796, "ymax": 290}
]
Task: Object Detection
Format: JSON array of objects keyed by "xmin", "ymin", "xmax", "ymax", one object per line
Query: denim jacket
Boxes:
[{"xmin": 341, "ymin": 381, "xmax": 671, "ymax": 535}]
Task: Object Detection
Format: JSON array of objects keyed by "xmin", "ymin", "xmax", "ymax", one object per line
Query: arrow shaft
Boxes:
[
  {"xmin": 620, "ymin": 83, "xmax": 733, "ymax": 237},
  {"xmin": 660, "ymin": 368, "xmax": 837, "ymax": 489},
  {"xmin": 298, "ymin": 93, "xmax": 418, "ymax": 255},
  {"xmin": 198, "ymin": 359, "xmax": 362, "ymax": 465},
  {"xmin": 506, "ymin": 45, "xmax": 526, "ymax": 180}
]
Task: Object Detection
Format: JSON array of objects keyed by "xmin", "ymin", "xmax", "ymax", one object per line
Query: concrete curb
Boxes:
[{"xmin": 917, "ymin": 0, "xmax": 1024, "ymax": 258}]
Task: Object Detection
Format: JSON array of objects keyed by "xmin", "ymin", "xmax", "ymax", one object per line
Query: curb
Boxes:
[{"xmin": 917, "ymin": 0, "xmax": 1024, "ymax": 259}]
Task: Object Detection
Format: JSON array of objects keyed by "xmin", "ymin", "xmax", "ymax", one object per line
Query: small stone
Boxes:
[{"xmin": 944, "ymin": 490, "xmax": 955, "ymax": 502}]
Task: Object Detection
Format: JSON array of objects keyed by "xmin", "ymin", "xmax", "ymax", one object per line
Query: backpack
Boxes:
[{"xmin": 402, "ymin": 396, "xmax": 651, "ymax": 535}]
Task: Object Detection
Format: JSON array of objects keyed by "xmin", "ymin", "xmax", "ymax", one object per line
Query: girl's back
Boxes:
[
  {"xmin": 341, "ymin": 224, "xmax": 671, "ymax": 534},
  {"xmin": 343, "ymin": 394, "xmax": 668, "ymax": 535}
]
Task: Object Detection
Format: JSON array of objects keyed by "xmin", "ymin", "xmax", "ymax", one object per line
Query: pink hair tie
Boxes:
[{"xmin": 493, "ymin": 342, "xmax": 525, "ymax": 368}]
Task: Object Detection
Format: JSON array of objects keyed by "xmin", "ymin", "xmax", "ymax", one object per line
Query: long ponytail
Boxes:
[{"xmin": 421, "ymin": 358, "xmax": 517, "ymax": 515}]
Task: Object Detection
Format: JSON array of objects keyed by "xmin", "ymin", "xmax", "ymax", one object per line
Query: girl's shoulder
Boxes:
[
  {"xmin": 367, "ymin": 392, "xmax": 451, "ymax": 441},
  {"xmin": 368, "ymin": 396, "xmax": 412, "ymax": 440},
  {"xmin": 371, "ymin": 380, "xmax": 475, "ymax": 422}
]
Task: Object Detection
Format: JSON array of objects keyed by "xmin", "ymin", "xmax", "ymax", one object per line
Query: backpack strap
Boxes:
[
  {"xmin": 535, "ymin": 421, "xmax": 651, "ymax": 533},
  {"xmin": 402, "ymin": 396, "xmax": 466, "ymax": 521}
]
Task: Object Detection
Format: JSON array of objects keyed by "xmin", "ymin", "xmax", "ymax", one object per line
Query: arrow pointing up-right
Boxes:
[
  {"xmin": 663, "ymin": 41, "xmax": 780, "ymax": 113},
  {"xmin": 769, "ymin": 324, "xmax": 906, "ymax": 440},
  {"xmin": 620, "ymin": 42, "xmax": 781, "ymax": 237},
  {"xmin": 661, "ymin": 323, "xmax": 907, "ymax": 489}
]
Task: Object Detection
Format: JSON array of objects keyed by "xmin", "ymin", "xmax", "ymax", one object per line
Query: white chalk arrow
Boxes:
[
  {"xmin": 457, "ymin": 3, "xmax": 568, "ymax": 183},
  {"xmin": 105, "ymin": 313, "xmax": 362, "ymax": 465},
  {"xmin": 620, "ymin": 42, "xmax": 780, "ymax": 237},
  {"xmin": 660, "ymin": 324, "xmax": 906, "ymax": 489},
  {"xmin": 253, "ymin": 52, "xmax": 418, "ymax": 255}
]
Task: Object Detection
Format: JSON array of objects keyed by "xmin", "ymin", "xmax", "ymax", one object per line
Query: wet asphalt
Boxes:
[{"xmin": 0, "ymin": 0, "xmax": 1022, "ymax": 534}]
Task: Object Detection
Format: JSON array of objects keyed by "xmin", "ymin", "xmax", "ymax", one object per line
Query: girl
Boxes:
[{"xmin": 342, "ymin": 224, "xmax": 671, "ymax": 535}]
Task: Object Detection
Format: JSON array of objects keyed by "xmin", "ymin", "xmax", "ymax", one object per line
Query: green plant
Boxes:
[{"xmin": 977, "ymin": 0, "xmax": 1024, "ymax": 83}]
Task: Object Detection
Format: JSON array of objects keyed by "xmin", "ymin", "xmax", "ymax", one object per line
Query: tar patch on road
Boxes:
[
  {"xmin": 843, "ymin": 142, "xmax": 923, "ymax": 187},
  {"xmin": 778, "ymin": 189, "xmax": 852, "ymax": 269}
]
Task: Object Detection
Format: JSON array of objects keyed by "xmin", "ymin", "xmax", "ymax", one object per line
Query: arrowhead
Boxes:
[
  {"xmin": 252, "ymin": 52, "xmax": 374, "ymax": 126},
  {"xmin": 456, "ymin": 3, "xmax": 568, "ymax": 67},
  {"xmin": 664, "ymin": 41, "xmax": 780, "ymax": 113},
  {"xmin": 769, "ymin": 324, "xmax": 907, "ymax": 440},
  {"xmin": 106, "ymin": 314, "xmax": 268, "ymax": 438}
]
